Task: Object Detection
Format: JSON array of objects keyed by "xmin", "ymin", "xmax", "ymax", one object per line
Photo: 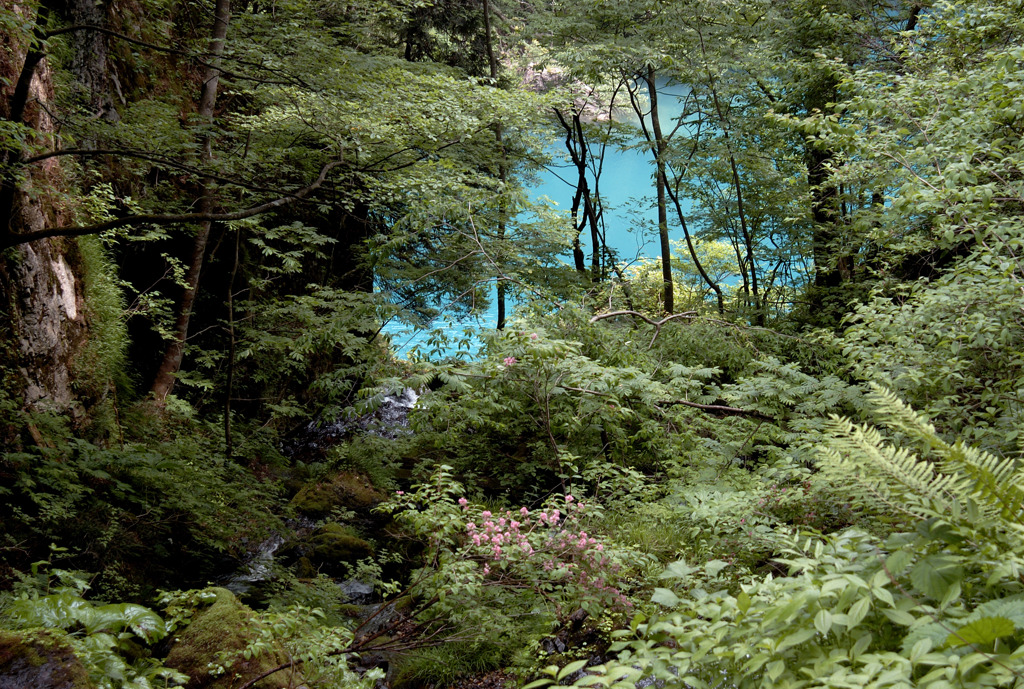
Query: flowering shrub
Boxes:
[{"xmin": 380, "ymin": 466, "xmax": 630, "ymax": 620}]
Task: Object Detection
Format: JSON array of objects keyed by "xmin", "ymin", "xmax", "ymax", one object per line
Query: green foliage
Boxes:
[
  {"xmin": 0, "ymin": 407, "xmax": 278, "ymax": 598},
  {"xmin": 529, "ymin": 387, "xmax": 1024, "ymax": 689},
  {"xmin": 0, "ymin": 562, "xmax": 188, "ymax": 689}
]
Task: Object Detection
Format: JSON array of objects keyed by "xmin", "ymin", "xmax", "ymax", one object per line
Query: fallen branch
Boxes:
[
  {"xmin": 559, "ymin": 384, "xmax": 771, "ymax": 420},
  {"xmin": 589, "ymin": 309, "xmax": 698, "ymax": 348},
  {"xmin": 658, "ymin": 399, "xmax": 773, "ymax": 420}
]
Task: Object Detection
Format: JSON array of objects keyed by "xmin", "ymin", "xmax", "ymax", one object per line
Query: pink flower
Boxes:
[
  {"xmin": 565, "ymin": 495, "xmax": 574, "ymax": 503},
  {"xmin": 552, "ymin": 509, "xmax": 561, "ymax": 521},
  {"xmin": 520, "ymin": 507, "xmax": 529, "ymax": 516},
  {"xmin": 530, "ymin": 333, "xmax": 538, "ymax": 340},
  {"xmin": 595, "ymin": 544, "xmax": 604, "ymax": 551},
  {"xmin": 503, "ymin": 357, "xmax": 517, "ymax": 366},
  {"xmin": 458, "ymin": 497, "xmax": 468, "ymax": 506},
  {"xmin": 483, "ymin": 565, "xmax": 490, "ymax": 575},
  {"xmin": 396, "ymin": 490, "xmax": 404, "ymax": 495},
  {"xmin": 466, "ymin": 522, "xmax": 476, "ymax": 531},
  {"xmin": 482, "ymin": 510, "xmax": 492, "ymax": 518}
]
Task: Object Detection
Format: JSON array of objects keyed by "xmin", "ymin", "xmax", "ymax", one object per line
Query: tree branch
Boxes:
[
  {"xmin": 19, "ymin": 147, "xmax": 318, "ymax": 199},
  {"xmin": 44, "ymin": 24, "xmax": 313, "ymax": 88},
  {"xmin": 589, "ymin": 309, "xmax": 698, "ymax": 348},
  {"xmin": 1, "ymin": 160, "xmax": 342, "ymax": 248}
]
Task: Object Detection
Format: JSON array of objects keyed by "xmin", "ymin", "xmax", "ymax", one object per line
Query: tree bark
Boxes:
[
  {"xmin": 645, "ymin": 67, "xmax": 674, "ymax": 314},
  {"xmin": 482, "ymin": 0, "xmax": 508, "ymax": 330},
  {"xmin": 150, "ymin": 0, "xmax": 231, "ymax": 402}
]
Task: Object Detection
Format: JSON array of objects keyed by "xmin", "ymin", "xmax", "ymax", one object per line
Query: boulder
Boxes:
[
  {"xmin": 289, "ymin": 471, "xmax": 383, "ymax": 519},
  {"xmin": 0, "ymin": 629, "xmax": 94, "ymax": 689},
  {"xmin": 164, "ymin": 588, "xmax": 300, "ymax": 689},
  {"xmin": 279, "ymin": 523, "xmax": 373, "ymax": 578}
]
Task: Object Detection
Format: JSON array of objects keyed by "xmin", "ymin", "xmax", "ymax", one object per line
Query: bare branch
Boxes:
[{"xmin": 589, "ymin": 309, "xmax": 698, "ymax": 348}]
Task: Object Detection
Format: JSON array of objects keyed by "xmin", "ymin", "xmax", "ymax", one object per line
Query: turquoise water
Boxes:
[{"xmin": 384, "ymin": 82, "xmax": 693, "ymax": 359}]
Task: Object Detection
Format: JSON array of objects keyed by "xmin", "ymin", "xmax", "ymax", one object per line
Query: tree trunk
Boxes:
[
  {"xmin": 482, "ymin": 0, "xmax": 508, "ymax": 330},
  {"xmin": 665, "ymin": 180, "xmax": 725, "ymax": 314},
  {"xmin": 645, "ymin": 67, "xmax": 674, "ymax": 314},
  {"xmin": 65, "ymin": 0, "xmax": 116, "ymax": 122},
  {"xmin": 554, "ymin": 107, "xmax": 594, "ymax": 276},
  {"xmin": 150, "ymin": 0, "xmax": 231, "ymax": 401}
]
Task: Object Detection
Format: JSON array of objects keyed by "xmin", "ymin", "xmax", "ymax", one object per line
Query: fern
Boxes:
[{"xmin": 819, "ymin": 384, "xmax": 1024, "ymax": 532}]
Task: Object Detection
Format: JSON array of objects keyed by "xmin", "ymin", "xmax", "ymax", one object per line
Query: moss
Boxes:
[
  {"xmin": 310, "ymin": 523, "xmax": 373, "ymax": 575},
  {"xmin": 164, "ymin": 588, "xmax": 301, "ymax": 689},
  {"xmin": 336, "ymin": 604, "xmax": 364, "ymax": 619},
  {"xmin": 0, "ymin": 629, "xmax": 95, "ymax": 689},
  {"xmin": 289, "ymin": 470, "xmax": 384, "ymax": 518}
]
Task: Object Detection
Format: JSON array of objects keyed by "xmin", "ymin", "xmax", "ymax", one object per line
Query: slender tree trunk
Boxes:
[
  {"xmin": 665, "ymin": 180, "xmax": 724, "ymax": 314},
  {"xmin": 554, "ymin": 107, "xmax": 593, "ymax": 276},
  {"xmin": 645, "ymin": 67, "xmax": 674, "ymax": 314},
  {"xmin": 696, "ymin": 22, "xmax": 761, "ymax": 322},
  {"xmin": 482, "ymin": 0, "xmax": 508, "ymax": 330},
  {"xmin": 707, "ymin": 76, "xmax": 759, "ymax": 319},
  {"xmin": 224, "ymin": 226, "xmax": 240, "ymax": 458},
  {"xmin": 150, "ymin": 0, "xmax": 231, "ymax": 401}
]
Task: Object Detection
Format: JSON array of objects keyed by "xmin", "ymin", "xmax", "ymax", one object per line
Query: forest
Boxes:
[{"xmin": 1, "ymin": 0, "xmax": 1023, "ymax": 687}]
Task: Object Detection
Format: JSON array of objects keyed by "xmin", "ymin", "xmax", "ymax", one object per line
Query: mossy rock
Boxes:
[
  {"xmin": 312, "ymin": 523, "xmax": 373, "ymax": 574},
  {"xmin": 164, "ymin": 588, "xmax": 301, "ymax": 689},
  {"xmin": 289, "ymin": 471, "xmax": 384, "ymax": 518},
  {"xmin": 0, "ymin": 629, "xmax": 94, "ymax": 689}
]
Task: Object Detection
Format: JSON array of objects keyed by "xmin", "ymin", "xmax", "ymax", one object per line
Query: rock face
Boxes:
[
  {"xmin": 164, "ymin": 588, "xmax": 300, "ymax": 689},
  {"xmin": 282, "ymin": 388, "xmax": 419, "ymax": 459},
  {"xmin": 2, "ymin": 240, "xmax": 88, "ymax": 409},
  {"xmin": 0, "ymin": 629, "xmax": 94, "ymax": 689},
  {"xmin": 0, "ymin": 4, "xmax": 89, "ymax": 412}
]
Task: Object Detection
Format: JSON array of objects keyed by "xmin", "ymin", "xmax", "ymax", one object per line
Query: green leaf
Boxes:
[
  {"xmin": 776, "ymin": 627, "xmax": 816, "ymax": 652},
  {"xmin": 882, "ymin": 608, "xmax": 916, "ymax": 626},
  {"xmin": 910, "ymin": 556, "xmax": 963, "ymax": 600},
  {"xmin": 651, "ymin": 588, "xmax": 680, "ymax": 607},
  {"xmin": 814, "ymin": 609, "xmax": 833, "ymax": 635},
  {"xmin": 766, "ymin": 660, "xmax": 785, "ymax": 681},
  {"xmin": 704, "ymin": 559, "xmax": 729, "ymax": 577},
  {"xmin": 736, "ymin": 591, "xmax": 751, "ymax": 614},
  {"xmin": 947, "ymin": 616, "xmax": 1015, "ymax": 648},
  {"xmin": 558, "ymin": 659, "xmax": 590, "ymax": 681}
]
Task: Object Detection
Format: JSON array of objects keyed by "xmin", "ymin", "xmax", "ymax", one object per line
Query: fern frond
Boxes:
[
  {"xmin": 823, "ymin": 385, "xmax": 1024, "ymax": 530},
  {"xmin": 818, "ymin": 415, "xmax": 968, "ymax": 519},
  {"xmin": 944, "ymin": 440, "xmax": 1024, "ymax": 524}
]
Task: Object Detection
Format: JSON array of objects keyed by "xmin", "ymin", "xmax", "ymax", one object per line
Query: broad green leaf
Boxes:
[
  {"xmin": 558, "ymin": 659, "xmax": 589, "ymax": 681},
  {"xmin": 910, "ymin": 556, "xmax": 963, "ymax": 600},
  {"xmin": 946, "ymin": 616, "xmax": 1015, "ymax": 648},
  {"xmin": 814, "ymin": 609, "xmax": 833, "ymax": 635},
  {"xmin": 651, "ymin": 588, "xmax": 680, "ymax": 607}
]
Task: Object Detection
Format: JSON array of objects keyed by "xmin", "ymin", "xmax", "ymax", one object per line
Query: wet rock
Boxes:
[
  {"xmin": 339, "ymin": 579, "xmax": 375, "ymax": 604},
  {"xmin": 283, "ymin": 389, "xmax": 419, "ymax": 460},
  {"xmin": 541, "ymin": 637, "xmax": 567, "ymax": 654},
  {"xmin": 0, "ymin": 629, "xmax": 94, "ymax": 689},
  {"xmin": 278, "ymin": 523, "xmax": 373, "ymax": 578}
]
